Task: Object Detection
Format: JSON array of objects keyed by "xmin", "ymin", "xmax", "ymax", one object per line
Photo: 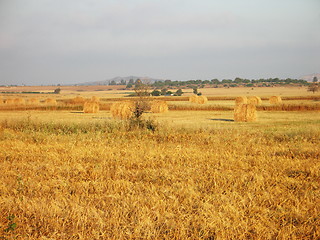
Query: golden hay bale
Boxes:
[
  {"xmin": 189, "ymin": 95, "xmax": 198, "ymax": 103},
  {"xmin": 197, "ymin": 95, "xmax": 208, "ymax": 104},
  {"xmin": 269, "ymin": 96, "xmax": 282, "ymax": 104},
  {"xmin": 83, "ymin": 101, "xmax": 99, "ymax": 113},
  {"xmin": 235, "ymin": 96, "xmax": 248, "ymax": 105},
  {"xmin": 189, "ymin": 95, "xmax": 208, "ymax": 104},
  {"xmin": 5, "ymin": 99, "xmax": 14, "ymax": 105},
  {"xmin": 71, "ymin": 96, "xmax": 85, "ymax": 104},
  {"xmin": 151, "ymin": 101, "xmax": 168, "ymax": 113},
  {"xmin": 247, "ymin": 96, "xmax": 262, "ymax": 105},
  {"xmin": 14, "ymin": 98, "xmax": 26, "ymax": 105},
  {"xmin": 234, "ymin": 104, "xmax": 257, "ymax": 122},
  {"xmin": 45, "ymin": 98, "xmax": 57, "ymax": 106},
  {"xmin": 110, "ymin": 101, "xmax": 135, "ymax": 120},
  {"xmin": 91, "ymin": 96, "xmax": 100, "ymax": 103},
  {"xmin": 28, "ymin": 98, "xmax": 40, "ymax": 105}
]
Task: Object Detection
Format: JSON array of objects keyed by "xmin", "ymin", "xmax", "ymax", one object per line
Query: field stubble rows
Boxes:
[{"xmin": 0, "ymin": 118, "xmax": 319, "ymax": 239}]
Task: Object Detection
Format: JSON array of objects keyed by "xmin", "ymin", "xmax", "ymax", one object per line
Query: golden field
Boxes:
[{"xmin": 0, "ymin": 87, "xmax": 320, "ymax": 239}]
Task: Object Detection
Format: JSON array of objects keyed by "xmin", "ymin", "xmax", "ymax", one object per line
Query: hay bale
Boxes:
[
  {"xmin": 234, "ymin": 104, "xmax": 257, "ymax": 122},
  {"xmin": 269, "ymin": 96, "xmax": 282, "ymax": 104},
  {"xmin": 28, "ymin": 98, "xmax": 40, "ymax": 105},
  {"xmin": 71, "ymin": 97, "xmax": 85, "ymax": 105},
  {"xmin": 189, "ymin": 95, "xmax": 208, "ymax": 104},
  {"xmin": 151, "ymin": 100, "xmax": 168, "ymax": 113},
  {"xmin": 83, "ymin": 101, "xmax": 99, "ymax": 113},
  {"xmin": 235, "ymin": 96, "xmax": 247, "ymax": 105},
  {"xmin": 247, "ymin": 96, "xmax": 262, "ymax": 105},
  {"xmin": 189, "ymin": 95, "xmax": 198, "ymax": 103},
  {"xmin": 110, "ymin": 101, "xmax": 135, "ymax": 120},
  {"xmin": 91, "ymin": 96, "xmax": 100, "ymax": 103},
  {"xmin": 197, "ymin": 96, "xmax": 208, "ymax": 104},
  {"xmin": 45, "ymin": 98, "xmax": 57, "ymax": 106},
  {"xmin": 14, "ymin": 98, "xmax": 26, "ymax": 106},
  {"xmin": 5, "ymin": 99, "xmax": 14, "ymax": 105}
]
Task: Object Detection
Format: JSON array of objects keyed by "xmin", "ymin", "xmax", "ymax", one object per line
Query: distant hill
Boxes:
[
  {"xmin": 300, "ymin": 73, "xmax": 320, "ymax": 82},
  {"xmin": 76, "ymin": 76, "xmax": 165, "ymax": 86}
]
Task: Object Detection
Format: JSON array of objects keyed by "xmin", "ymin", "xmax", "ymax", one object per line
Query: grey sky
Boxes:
[{"xmin": 0, "ymin": 0, "xmax": 319, "ymax": 85}]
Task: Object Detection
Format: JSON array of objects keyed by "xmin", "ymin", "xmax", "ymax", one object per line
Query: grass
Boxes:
[
  {"xmin": 0, "ymin": 117, "xmax": 319, "ymax": 239},
  {"xmin": 0, "ymin": 87, "xmax": 320, "ymax": 239}
]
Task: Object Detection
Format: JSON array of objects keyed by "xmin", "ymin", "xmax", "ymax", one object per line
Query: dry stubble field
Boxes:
[{"xmin": 0, "ymin": 87, "xmax": 320, "ymax": 239}]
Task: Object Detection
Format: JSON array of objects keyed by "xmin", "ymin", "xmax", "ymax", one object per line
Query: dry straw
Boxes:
[
  {"xmin": 247, "ymin": 96, "xmax": 262, "ymax": 105},
  {"xmin": 45, "ymin": 98, "xmax": 57, "ymax": 106},
  {"xmin": 234, "ymin": 104, "xmax": 257, "ymax": 122},
  {"xmin": 110, "ymin": 101, "xmax": 135, "ymax": 119},
  {"xmin": 91, "ymin": 96, "xmax": 100, "ymax": 103},
  {"xmin": 28, "ymin": 98, "xmax": 40, "ymax": 105},
  {"xmin": 269, "ymin": 96, "xmax": 282, "ymax": 104},
  {"xmin": 83, "ymin": 100, "xmax": 99, "ymax": 113},
  {"xmin": 71, "ymin": 97, "xmax": 85, "ymax": 105},
  {"xmin": 150, "ymin": 100, "xmax": 168, "ymax": 113},
  {"xmin": 5, "ymin": 99, "xmax": 14, "ymax": 105},
  {"xmin": 235, "ymin": 96, "xmax": 248, "ymax": 105},
  {"xmin": 14, "ymin": 98, "xmax": 26, "ymax": 106},
  {"xmin": 189, "ymin": 95, "xmax": 208, "ymax": 104}
]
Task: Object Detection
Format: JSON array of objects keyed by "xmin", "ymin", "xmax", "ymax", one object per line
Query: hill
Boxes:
[
  {"xmin": 77, "ymin": 76, "xmax": 164, "ymax": 86},
  {"xmin": 300, "ymin": 73, "xmax": 320, "ymax": 82}
]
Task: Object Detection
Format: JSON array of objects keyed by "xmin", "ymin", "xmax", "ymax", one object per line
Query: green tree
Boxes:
[
  {"xmin": 151, "ymin": 90, "xmax": 161, "ymax": 96},
  {"xmin": 126, "ymin": 83, "xmax": 133, "ymax": 88},
  {"xmin": 175, "ymin": 89, "xmax": 183, "ymax": 96},
  {"xmin": 193, "ymin": 87, "xmax": 198, "ymax": 95},
  {"xmin": 54, "ymin": 88, "xmax": 61, "ymax": 94},
  {"xmin": 308, "ymin": 84, "xmax": 319, "ymax": 93},
  {"xmin": 313, "ymin": 76, "xmax": 318, "ymax": 83},
  {"xmin": 161, "ymin": 88, "xmax": 168, "ymax": 95}
]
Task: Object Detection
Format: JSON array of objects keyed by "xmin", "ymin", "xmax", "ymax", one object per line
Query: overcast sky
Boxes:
[{"xmin": 0, "ymin": 0, "xmax": 319, "ymax": 85}]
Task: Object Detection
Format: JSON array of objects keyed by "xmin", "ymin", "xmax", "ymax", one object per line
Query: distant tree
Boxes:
[
  {"xmin": 54, "ymin": 88, "xmax": 61, "ymax": 94},
  {"xmin": 308, "ymin": 84, "xmax": 319, "ymax": 93},
  {"xmin": 211, "ymin": 79, "xmax": 220, "ymax": 84},
  {"xmin": 151, "ymin": 90, "xmax": 161, "ymax": 96},
  {"xmin": 120, "ymin": 79, "xmax": 126, "ymax": 85},
  {"xmin": 193, "ymin": 87, "xmax": 198, "ymax": 95},
  {"xmin": 175, "ymin": 89, "xmax": 183, "ymax": 96},
  {"xmin": 126, "ymin": 83, "xmax": 133, "ymax": 88},
  {"xmin": 109, "ymin": 80, "xmax": 116, "ymax": 85},
  {"xmin": 161, "ymin": 88, "xmax": 168, "ymax": 95},
  {"xmin": 313, "ymin": 76, "xmax": 318, "ymax": 83}
]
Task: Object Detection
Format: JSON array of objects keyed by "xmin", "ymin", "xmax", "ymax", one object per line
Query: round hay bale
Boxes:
[
  {"xmin": 269, "ymin": 96, "xmax": 282, "ymax": 104},
  {"xmin": 247, "ymin": 96, "xmax": 262, "ymax": 105},
  {"xmin": 83, "ymin": 101, "xmax": 99, "ymax": 113},
  {"xmin": 234, "ymin": 103, "xmax": 257, "ymax": 122},
  {"xmin": 71, "ymin": 97, "xmax": 85, "ymax": 105},
  {"xmin": 189, "ymin": 95, "xmax": 208, "ymax": 104},
  {"xmin": 197, "ymin": 95, "xmax": 208, "ymax": 104},
  {"xmin": 14, "ymin": 98, "xmax": 26, "ymax": 106},
  {"xmin": 91, "ymin": 96, "xmax": 100, "ymax": 103},
  {"xmin": 235, "ymin": 96, "xmax": 247, "ymax": 105},
  {"xmin": 151, "ymin": 100, "xmax": 168, "ymax": 113},
  {"xmin": 45, "ymin": 98, "xmax": 57, "ymax": 106},
  {"xmin": 189, "ymin": 95, "xmax": 198, "ymax": 103},
  {"xmin": 110, "ymin": 101, "xmax": 135, "ymax": 120},
  {"xmin": 5, "ymin": 99, "xmax": 14, "ymax": 105},
  {"xmin": 28, "ymin": 98, "xmax": 40, "ymax": 105}
]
